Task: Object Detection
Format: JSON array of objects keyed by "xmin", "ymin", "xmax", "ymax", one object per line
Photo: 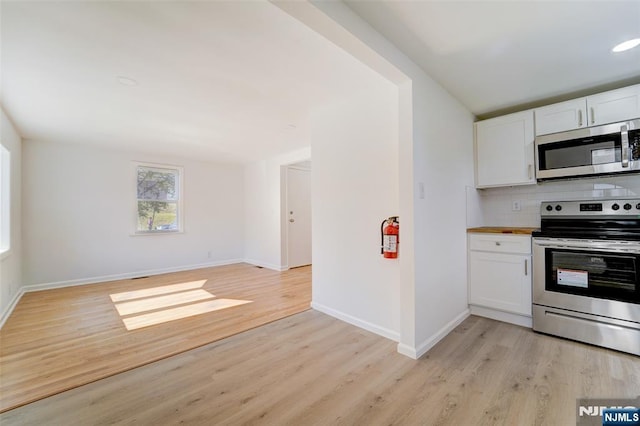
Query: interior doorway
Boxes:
[{"xmin": 286, "ymin": 161, "xmax": 312, "ymax": 268}]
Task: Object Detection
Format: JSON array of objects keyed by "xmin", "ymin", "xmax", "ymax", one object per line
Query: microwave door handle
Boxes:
[{"xmin": 621, "ymin": 124, "xmax": 629, "ymax": 167}]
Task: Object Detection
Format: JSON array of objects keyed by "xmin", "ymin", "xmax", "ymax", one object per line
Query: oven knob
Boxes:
[
  {"xmin": 624, "ymin": 203, "xmax": 632, "ymax": 210},
  {"xmin": 612, "ymin": 203, "xmax": 620, "ymax": 211},
  {"xmin": 555, "ymin": 205, "xmax": 562, "ymax": 211},
  {"xmin": 637, "ymin": 203, "xmax": 640, "ymax": 210},
  {"xmin": 546, "ymin": 205, "xmax": 553, "ymax": 211}
]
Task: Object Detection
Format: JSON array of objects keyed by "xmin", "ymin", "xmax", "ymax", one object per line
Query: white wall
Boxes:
[
  {"xmin": 244, "ymin": 147, "xmax": 310, "ymax": 271},
  {"xmin": 410, "ymin": 77, "xmax": 476, "ymax": 355},
  {"xmin": 0, "ymin": 108, "xmax": 22, "ymax": 322},
  {"xmin": 22, "ymin": 141, "xmax": 244, "ymax": 287},
  {"xmin": 275, "ymin": 1, "xmax": 476, "ymax": 357},
  {"xmin": 310, "ymin": 85, "xmax": 401, "ymax": 340}
]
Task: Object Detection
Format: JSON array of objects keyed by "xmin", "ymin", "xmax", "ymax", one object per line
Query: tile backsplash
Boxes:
[{"xmin": 468, "ymin": 174, "xmax": 640, "ymax": 228}]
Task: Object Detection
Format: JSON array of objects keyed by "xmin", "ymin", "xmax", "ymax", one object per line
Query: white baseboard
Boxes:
[
  {"xmin": 243, "ymin": 259, "xmax": 287, "ymax": 272},
  {"xmin": 0, "ymin": 287, "xmax": 26, "ymax": 329},
  {"xmin": 470, "ymin": 305, "xmax": 532, "ymax": 328},
  {"xmin": 311, "ymin": 301, "xmax": 400, "ymax": 342},
  {"xmin": 397, "ymin": 308, "xmax": 471, "ymax": 360},
  {"xmin": 22, "ymin": 259, "xmax": 244, "ymax": 293},
  {"xmin": 396, "ymin": 343, "xmax": 418, "ymax": 359}
]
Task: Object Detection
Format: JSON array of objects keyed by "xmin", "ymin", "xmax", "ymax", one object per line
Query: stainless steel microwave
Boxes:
[{"xmin": 535, "ymin": 119, "xmax": 640, "ymax": 181}]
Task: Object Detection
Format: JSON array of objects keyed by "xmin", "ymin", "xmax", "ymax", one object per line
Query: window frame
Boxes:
[
  {"xmin": 0, "ymin": 143, "xmax": 10, "ymax": 259},
  {"xmin": 132, "ymin": 161, "xmax": 184, "ymax": 236}
]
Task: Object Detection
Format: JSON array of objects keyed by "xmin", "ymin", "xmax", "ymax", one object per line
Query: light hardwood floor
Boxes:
[
  {"xmin": 2, "ymin": 310, "xmax": 638, "ymax": 425},
  {"xmin": 0, "ymin": 263, "xmax": 312, "ymax": 413}
]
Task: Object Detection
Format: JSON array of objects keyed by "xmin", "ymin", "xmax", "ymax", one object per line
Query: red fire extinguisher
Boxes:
[{"xmin": 381, "ymin": 216, "xmax": 399, "ymax": 258}]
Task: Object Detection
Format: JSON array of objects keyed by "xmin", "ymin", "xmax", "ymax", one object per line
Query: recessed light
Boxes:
[
  {"xmin": 612, "ymin": 38, "xmax": 640, "ymax": 53},
  {"xmin": 117, "ymin": 76, "xmax": 138, "ymax": 86}
]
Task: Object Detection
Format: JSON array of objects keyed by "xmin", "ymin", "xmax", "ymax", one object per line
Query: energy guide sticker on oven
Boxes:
[{"xmin": 557, "ymin": 268, "xmax": 589, "ymax": 288}]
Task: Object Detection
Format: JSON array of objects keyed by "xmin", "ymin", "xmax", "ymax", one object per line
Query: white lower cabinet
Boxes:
[{"xmin": 468, "ymin": 233, "xmax": 532, "ymax": 325}]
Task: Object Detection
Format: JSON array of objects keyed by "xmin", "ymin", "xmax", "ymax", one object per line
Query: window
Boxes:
[
  {"xmin": 0, "ymin": 144, "xmax": 10, "ymax": 256},
  {"xmin": 135, "ymin": 163, "xmax": 182, "ymax": 234}
]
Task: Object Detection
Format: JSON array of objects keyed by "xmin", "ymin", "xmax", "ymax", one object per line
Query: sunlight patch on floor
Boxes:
[
  {"xmin": 121, "ymin": 298, "xmax": 253, "ymax": 330},
  {"xmin": 114, "ymin": 289, "xmax": 216, "ymax": 316},
  {"xmin": 110, "ymin": 280, "xmax": 207, "ymax": 302},
  {"xmin": 110, "ymin": 280, "xmax": 252, "ymax": 331}
]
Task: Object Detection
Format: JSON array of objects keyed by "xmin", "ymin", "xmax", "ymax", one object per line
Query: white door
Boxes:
[{"xmin": 286, "ymin": 166, "xmax": 312, "ymax": 268}]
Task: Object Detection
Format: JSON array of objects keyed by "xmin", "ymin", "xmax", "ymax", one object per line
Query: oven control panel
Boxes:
[{"xmin": 541, "ymin": 199, "xmax": 640, "ymax": 216}]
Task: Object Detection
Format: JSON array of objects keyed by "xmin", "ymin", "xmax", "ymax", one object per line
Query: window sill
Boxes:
[{"xmin": 130, "ymin": 230, "xmax": 184, "ymax": 237}]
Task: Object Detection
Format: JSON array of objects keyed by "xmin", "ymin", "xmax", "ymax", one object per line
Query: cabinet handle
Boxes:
[
  {"xmin": 524, "ymin": 259, "xmax": 528, "ymax": 276},
  {"xmin": 528, "ymin": 164, "xmax": 533, "ymax": 180},
  {"xmin": 590, "ymin": 107, "xmax": 595, "ymax": 125},
  {"xmin": 578, "ymin": 110, "xmax": 583, "ymax": 127},
  {"xmin": 495, "ymin": 241, "xmax": 501, "ymax": 246}
]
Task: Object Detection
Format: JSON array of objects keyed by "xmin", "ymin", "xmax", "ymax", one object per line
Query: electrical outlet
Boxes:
[{"xmin": 512, "ymin": 200, "xmax": 522, "ymax": 211}]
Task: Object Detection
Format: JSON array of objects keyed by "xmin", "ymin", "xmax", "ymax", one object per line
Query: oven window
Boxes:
[
  {"xmin": 545, "ymin": 248, "xmax": 640, "ymax": 304},
  {"xmin": 538, "ymin": 133, "xmax": 621, "ymax": 170}
]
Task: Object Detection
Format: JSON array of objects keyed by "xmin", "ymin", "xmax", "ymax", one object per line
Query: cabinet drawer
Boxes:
[{"xmin": 469, "ymin": 234, "xmax": 531, "ymax": 254}]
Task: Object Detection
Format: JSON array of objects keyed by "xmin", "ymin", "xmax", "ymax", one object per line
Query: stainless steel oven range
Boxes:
[{"xmin": 532, "ymin": 199, "xmax": 640, "ymax": 356}]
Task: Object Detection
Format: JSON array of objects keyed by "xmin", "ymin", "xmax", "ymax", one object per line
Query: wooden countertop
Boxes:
[{"xmin": 467, "ymin": 226, "xmax": 538, "ymax": 235}]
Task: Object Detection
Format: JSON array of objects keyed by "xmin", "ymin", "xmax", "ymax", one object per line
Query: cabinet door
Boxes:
[
  {"xmin": 534, "ymin": 98, "xmax": 587, "ymax": 136},
  {"xmin": 475, "ymin": 110, "xmax": 535, "ymax": 188},
  {"xmin": 469, "ymin": 251, "xmax": 532, "ymax": 315},
  {"xmin": 587, "ymin": 84, "xmax": 640, "ymax": 126}
]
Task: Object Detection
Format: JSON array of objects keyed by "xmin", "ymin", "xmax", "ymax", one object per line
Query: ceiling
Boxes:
[
  {"xmin": 0, "ymin": 1, "xmax": 387, "ymax": 163},
  {"xmin": 2, "ymin": 2, "xmax": 640, "ymax": 163},
  {"xmin": 346, "ymin": 0, "xmax": 640, "ymax": 118}
]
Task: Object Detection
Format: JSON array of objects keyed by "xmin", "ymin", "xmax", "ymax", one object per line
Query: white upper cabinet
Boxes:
[
  {"xmin": 475, "ymin": 110, "xmax": 535, "ymax": 188},
  {"xmin": 535, "ymin": 84, "xmax": 640, "ymax": 136},
  {"xmin": 534, "ymin": 98, "xmax": 587, "ymax": 136},
  {"xmin": 587, "ymin": 84, "xmax": 640, "ymax": 127}
]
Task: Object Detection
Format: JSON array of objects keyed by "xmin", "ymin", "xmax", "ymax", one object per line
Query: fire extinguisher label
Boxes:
[{"xmin": 383, "ymin": 235, "xmax": 397, "ymax": 253}]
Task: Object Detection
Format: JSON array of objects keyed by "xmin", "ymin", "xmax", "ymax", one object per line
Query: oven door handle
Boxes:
[
  {"xmin": 534, "ymin": 240, "xmax": 585, "ymax": 248},
  {"xmin": 533, "ymin": 241, "xmax": 592, "ymax": 250},
  {"xmin": 533, "ymin": 239, "xmax": 640, "ymax": 253}
]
